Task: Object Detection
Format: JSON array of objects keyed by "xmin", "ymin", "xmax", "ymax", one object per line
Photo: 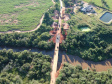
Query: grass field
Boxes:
[
  {"xmin": 83, "ymin": 0, "xmax": 112, "ymax": 11},
  {"xmin": 69, "ymin": 7, "xmax": 112, "ymax": 32},
  {"xmin": 0, "ymin": 0, "xmax": 53, "ymax": 31}
]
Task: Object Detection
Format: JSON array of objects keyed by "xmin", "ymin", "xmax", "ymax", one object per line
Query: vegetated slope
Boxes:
[
  {"xmin": 0, "ymin": 49, "xmax": 51, "ymax": 84},
  {"xmin": 56, "ymin": 63, "xmax": 112, "ymax": 84},
  {"xmin": 60, "ymin": 25, "xmax": 112, "ymax": 62},
  {"xmin": 83, "ymin": 0, "xmax": 112, "ymax": 11},
  {"xmin": 0, "ymin": 0, "xmax": 53, "ymax": 31}
]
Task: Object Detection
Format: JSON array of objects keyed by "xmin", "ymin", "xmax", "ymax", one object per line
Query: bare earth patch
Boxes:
[
  {"xmin": 63, "ymin": 14, "xmax": 70, "ymax": 21},
  {"xmin": 15, "ymin": 2, "xmax": 39, "ymax": 8},
  {"xmin": 0, "ymin": 14, "xmax": 18, "ymax": 25}
]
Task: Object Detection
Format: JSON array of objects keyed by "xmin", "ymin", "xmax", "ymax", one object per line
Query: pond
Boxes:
[
  {"xmin": 80, "ymin": 27, "xmax": 90, "ymax": 31},
  {"xmin": 100, "ymin": 12, "xmax": 112, "ymax": 23}
]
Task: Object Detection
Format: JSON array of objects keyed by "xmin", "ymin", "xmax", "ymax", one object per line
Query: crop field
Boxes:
[
  {"xmin": 0, "ymin": 0, "xmax": 53, "ymax": 31},
  {"xmin": 83, "ymin": 0, "xmax": 112, "ymax": 11}
]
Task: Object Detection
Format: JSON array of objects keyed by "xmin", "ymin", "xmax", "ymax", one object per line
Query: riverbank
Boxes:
[{"xmin": 0, "ymin": 46, "xmax": 112, "ymax": 72}]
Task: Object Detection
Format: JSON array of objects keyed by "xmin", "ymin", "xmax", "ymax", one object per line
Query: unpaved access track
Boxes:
[
  {"xmin": 0, "ymin": 0, "xmax": 55, "ymax": 34},
  {"xmin": 0, "ymin": 15, "xmax": 44, "ymax": 34}
]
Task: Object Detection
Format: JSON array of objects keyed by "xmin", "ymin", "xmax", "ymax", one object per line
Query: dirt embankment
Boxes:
[{"xmin": 55, "ymin": 63, "xmax": 63, "ymax": 78}]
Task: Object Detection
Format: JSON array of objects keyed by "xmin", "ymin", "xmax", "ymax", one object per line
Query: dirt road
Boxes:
[
  {"xmin": 0, "ymin": 0, "xmax": 55, "ymax": 34},
  {"xmin": 50, "ymin": 17, "xmax": 62, "ymax": 84},
  {"xmin": 0, "ymin": 15, "xmax": 44, "ymax": 34},
  {"xmin": 50, "ymin": 0, "xmax": 63, "ymax": 83}
]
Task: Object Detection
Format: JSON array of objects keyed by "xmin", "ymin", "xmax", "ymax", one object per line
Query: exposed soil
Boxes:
[
  {"xmin": 0, "ymin": 14, "xmax": 44, "ymax": 34},
  {"xmin": 0, "ymin": 14, "xmax": 18, "ymax": 25},
  {"xmin": 49, "ymin": 29, "xmax": 64, "ymax": 43},
  {"xmin": 0, "ymin": 14, "xmax": 16, "ymax": 19},
  {"xmin": 63, "ymin": 14, "xmax": 70, "ymax": 21},
  {"xmin": 0, "ymin": 0, "xmax": 111, "ymax": 73},
  {"xmin": 62, "ymin": 23, "xmax": 69, "ymax": 30},
  {"xmin": 55, "ymin": 63, "xmax": 63, "ymax": 78},
  {"xmin": 52, "ymin": 16, "xmax": 58, "ymax": 20},
  {"xmin": 0, "ymin": 0, "xmax": 54, "ymax": 33},
  {"xmin": 13, "ymin": 20, "xmax": 18, "ymax": 24},
  {"xmin": 15, "ymin": 2, "xmax": 39, "ymax": 8}
]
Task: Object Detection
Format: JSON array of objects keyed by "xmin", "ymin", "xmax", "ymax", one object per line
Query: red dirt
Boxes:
[
  {"xmin": 55, "ymin": 63, "xmax": 63, "ymax": 78},
  {"xmin": 49, "ymin": 33, "xmax": 64, "ymax": 43},
  {"xmin": 49, "ymin": 28, "xmax": 58, "ymax": 36}
]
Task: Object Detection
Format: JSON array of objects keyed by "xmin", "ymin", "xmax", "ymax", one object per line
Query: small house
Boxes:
[{"xmin": 81, "ymin": 4, "xmax": 95, "ymax": 13}]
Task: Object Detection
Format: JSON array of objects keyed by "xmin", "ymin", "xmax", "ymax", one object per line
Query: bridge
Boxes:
[{"xmin": 50, "ymin": 0, "xmax": 64, "ymax": 84}]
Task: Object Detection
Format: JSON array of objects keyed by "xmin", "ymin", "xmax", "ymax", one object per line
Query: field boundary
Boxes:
[{"xmin": 0, "ymin": 0, "xmax": 55, "ymax": 34}]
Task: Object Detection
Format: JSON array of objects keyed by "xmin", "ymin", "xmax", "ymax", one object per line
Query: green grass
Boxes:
[
  {"xmin": 70, "ymin": 8, "xmax": 112, "ymax": 32},
  {"xmin": 105, "ymin": 0, "xmax": 112, "ymax": 9},
  {"xmin": 84, "ymin": 0, "xmax": 102, "ymax": 7},
  {"xmin": 0, "ymin": 0, "xmax": 53, "ymax": 31},
  {"xmin": 83, "ymin": 0, "xmax": 112, "ymax": 11}
]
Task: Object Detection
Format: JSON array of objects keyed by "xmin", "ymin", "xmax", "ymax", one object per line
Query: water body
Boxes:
[
  {"xmin": 100, "ymin": 12, "xmax": 112, "ymax": 23},
  {"xmin": 0, "ymin": 46, "xmax": 112, "ymax": 72},
  {"xmin": 80, "ymin": 27, "xmax": 91, "ymax": 31}
]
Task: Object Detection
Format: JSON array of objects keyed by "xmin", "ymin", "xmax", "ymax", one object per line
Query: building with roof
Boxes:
[{"xmin": 81, "ymin": 4, "xmax": 95, "ymax": 13}]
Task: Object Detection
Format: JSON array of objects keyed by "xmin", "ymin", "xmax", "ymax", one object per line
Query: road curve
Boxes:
[
  {"xmin": 0, "ymin": 0, "xmax": 55, "ymax": 34},
  {"xmin": 0, "ymin": 15, "xmax": 44, "ymax": 34}
]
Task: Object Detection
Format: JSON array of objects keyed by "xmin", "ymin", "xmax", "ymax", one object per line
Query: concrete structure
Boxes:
[{"xmin": 81, "ymin": 4, "xmax": 95, "ymax": 13}]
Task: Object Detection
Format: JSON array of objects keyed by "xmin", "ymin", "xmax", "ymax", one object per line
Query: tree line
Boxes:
[
  {"xmin": 0, "ymin": 49, "xmax": 51, "ymax": 84},
  {"xmin": 60, "ymin": 25, "xmax": 112, "ymax": 61},
  {"xmin": 0, "ymin": 2, "xmax": 61, "ymax": 50},
  {"xmin": 56, "ymin": 63, "xmax": 112, "ymax": 84},
  {"xmin": 63, "ymin": 0, "xmax": 77, "ymax": 7},
  {"xmin": 0, "ymin": 12, "xmax": 55, "ymax": 50}
]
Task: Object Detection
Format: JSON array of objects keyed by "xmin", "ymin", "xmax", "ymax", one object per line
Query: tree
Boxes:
[{"xmin": 43, "ymin": 12, "xmax": 53, "ymax": 26}]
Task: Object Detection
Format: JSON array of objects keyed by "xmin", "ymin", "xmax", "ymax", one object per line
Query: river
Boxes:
[{"xmin": 0, "ymin": 46, "xmax": 112, "ymax": 72}]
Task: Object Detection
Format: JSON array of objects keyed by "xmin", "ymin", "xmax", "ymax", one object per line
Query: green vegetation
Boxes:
[
  {"xmin": 48, "ymin": 2, "xmax": 60, "ymax": 17},
  {"xmin": 0, "ymin": 0, "xmax": 53, "ymax": 31},
  {"xmin": 59, "ymin": 1, "xmax": 112, "ymax": 61},
  {"xmin": 63, "ymin": 0, "xmax": 77, "ymax": 7},
  {"xmin": 0, "ymin": 24, "xmax": 54, "ymax": 50},
  {"xmin": 0, "ymin": 49, "xmax": 51, "ymax": 84},
  {"xmin": 60, "ymin": 25, "xmax": 112, "ymax": 61},
  {"xmin": 43, "ymin": 12, "xmax": 54, "ymax": 26},
  {"xmin": 0, "ymin": 12, "xmax": 54, "ymax": 50},
  {"xmin": 0, "ymin": 1, "xmax": 62, "ymax": 50},
  {"xmin": 0, "ymin": 4, "xmax": 61, "ymax": 83},
  {"xmin": 68, "ymin": 11, "xmax": 112, "ymax": 32},
  {"xmin": 56, "ymin": 63, "xmax": 112, "ymax": 84},
  {"xmin": 83, "ymin": 0, "xmax": 112, "ymax": 11}
]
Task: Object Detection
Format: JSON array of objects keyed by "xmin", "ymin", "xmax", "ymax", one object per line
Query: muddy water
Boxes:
[
  {"xmin": 58, "ymin": 51, "xmax": 112, "ymax": 72},
  {"xmin": 0, "ymin": 46, "xmax": 112, "ymax": 72}
]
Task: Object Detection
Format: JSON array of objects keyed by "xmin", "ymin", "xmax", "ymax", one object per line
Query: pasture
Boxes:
[
  {"xmin": 83, "ymin": 0, "xmax": 112, "ymax": 11},
  {"xmin": 0, "ymin": 0, "xmax": 53, "ymax": 31},
  {"xmin": 69, "ymin": 7, "xmax": 112, "ymax": 32}
]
